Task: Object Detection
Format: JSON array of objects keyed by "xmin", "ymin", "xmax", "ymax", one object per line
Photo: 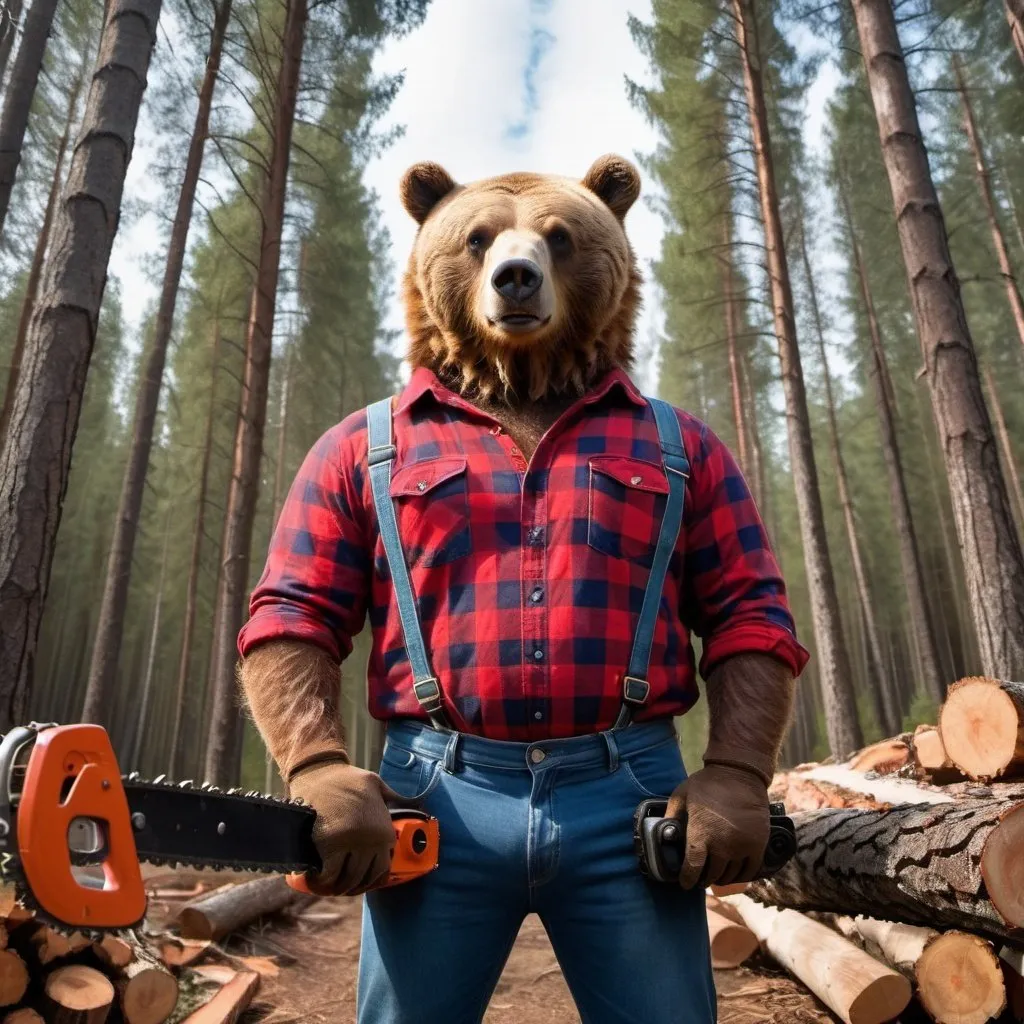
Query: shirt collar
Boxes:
[{"xmin": 394, "ymin": 365, "xmax": 646, "ymax": 416}]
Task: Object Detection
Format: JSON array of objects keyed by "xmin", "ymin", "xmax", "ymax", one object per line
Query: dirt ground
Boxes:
[{"xmin": 190, "ymin": 893, "xmax": 837, "ymax": 1024}]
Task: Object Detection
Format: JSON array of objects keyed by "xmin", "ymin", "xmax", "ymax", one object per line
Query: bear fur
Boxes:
[{"xmin": 399, "ymin": 155, "xmax": 643, "ymax": 404}]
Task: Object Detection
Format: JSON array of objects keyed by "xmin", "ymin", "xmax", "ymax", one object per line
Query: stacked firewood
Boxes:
[
  {"xmin": 706, "ymin": 675, "xmax": 1024, "ymax": 1024},
  {"xmin": 0, "ymin": 874, "xmax": 306, "ymax": 1023}
]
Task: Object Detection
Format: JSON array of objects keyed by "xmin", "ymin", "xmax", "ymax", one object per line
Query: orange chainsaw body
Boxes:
[{"xmin": 7, "ymin": 723, "xmax": 439, "ymax": 930}]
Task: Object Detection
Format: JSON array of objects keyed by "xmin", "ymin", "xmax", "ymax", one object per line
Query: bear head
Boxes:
[{"xmin": 399, "ymin": 155, "xmax": 642, "ymax": 403}]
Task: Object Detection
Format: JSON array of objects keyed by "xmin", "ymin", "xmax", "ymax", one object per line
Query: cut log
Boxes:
[
  {"xmin": 0, "ymin": 889, "xmax": 18, "ymax": 920},
  {"xmin": 707, "ymin": 883, "xmax": 748, "ymax": 898},
  {"xmin": 44, "ymin": 965, "xmax": 114, "ymax": 1024},
  {"xmin": 939, "ymin": 677, "xmax": 1024, "ymax": 780},
  {"xmin": 28, "ymin": 926, "xmax": 90, "ymax": 966},
  {"xmin": 834, "ymin": 916, "xmax": 1005, "ymax": 1024},
  {"xmin": 1000, "ymin": 945, "xmax": 1024, "ymax": 1021},
  {"xmin": 769, "ymin": 773, "xmax": 890, "ymax": 813},
  {"xmin": 177, "ymin": 875, "xmax": 300, "ymax": 941},
  {"xmin": 705, "ymin": 899, "xmax": 758, "ymax": 969},
  {"xmin": 0, "ymin": 925, "xmax": 7, "ymax": 950},
  {"xmin": 3, "ymin": 908, "xmax": 32, "ymax": 929},
  {"xmin": 912, "ymin": 725, "xmax": 952, "ymax": 772},
  {"xmin": 115, "ymin": 945, "xmax": 179, "ymax": 1024},
  {"xmin": 749, "ymin": 799, "xmax": 1024, "ymax": 942},
  {"xmin": 847, "ymin": 736, "xmax": 911, "ymax": 774},
  {"xmin": 180, "ymin": 966, "xmax": 259, "ymax": 1024},
  {"xmin": 156, "ymin": 937, "xmax": 210, "ymax": 969},
  {"xmin": 92, "ymin": 935, "xmax": 133, "ymax": 970},
  {"xmin": 2, "ymin": 1010, "xmax": 43, "ymax": 1023},
  {"xmin": 723, "ymin": 895, "xmax": 911, "ymax": 1024},
  {"xmin": 0, "ymin": 951, "xmax": 28, "ymax": 1007}
]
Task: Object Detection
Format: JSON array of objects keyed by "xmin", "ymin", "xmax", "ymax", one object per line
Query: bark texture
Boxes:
[
  {"xmin": 750, "ymin": 800, "xmax": 1024, "ymax": 942},
  {"xmin": 733, "ymin": 0, "xmax": 862, "ymax": 756},
  {"xmin": 205, "ymin": 0, "xmax": 308, "ymax": 786},
  {"xmin": 851, "ymin": 0, "xmax": 1024, "ymax": 681},
  {"xmin": 1006, "ymin": 0, "xmax": 1024, "ymax": 67},
  {"xmin": 983, "ymin": 365, "xmax": 1024, "ymax": 532},
  {"xmin": 82, "ymin": 0, "xmax": 232, "ymax": 725},
  {"xmin": 0, "ymin": 0, "xmax": 25, "ymax": 84},
  {"xmin": 0, "ymin": 0, "xmax": 60, "ymax": 239},
  {"xmin": 0, "ymin": 0, "xmax": 161, "ymax": 731},
  {"xmin": 177, "ymin": 876, "xmax": 301, "ymax": 941},
  {"xmin": 837, "ymin": 171, "xmax": 945, "ymax": 705},
  {"xmin": 720, "ymin": 216, "xmax": 749, "ymax": 480},
  {"xmin": 0, "ymin": 58, "xmax": 82, "ymax": 444}
]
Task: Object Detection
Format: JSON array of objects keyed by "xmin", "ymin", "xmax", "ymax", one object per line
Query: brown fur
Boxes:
[
  {"xmin": 704, "ymin": 653, "xmax": 795, "ymax": 780},
  {"xmin": 400, "ymin": 155, "xmax": 643, "ymax": 404},
  {"xmin": 239, "ymin": 640, "xmax": 346, "ymax": 779}
]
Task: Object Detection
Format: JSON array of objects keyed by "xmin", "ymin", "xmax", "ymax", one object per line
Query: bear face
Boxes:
[{"xmin": 400, "ymin": 155, "xmax": 643, "ymax": 403}]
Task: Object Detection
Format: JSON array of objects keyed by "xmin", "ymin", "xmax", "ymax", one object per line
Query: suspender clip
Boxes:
[
  {"xmin": 622, "ymin": 676, "xmax": 650, "ymax": 706},
  {"xmin": 413, "ymin": 677, "xmax": 444, "ymax": 714}
]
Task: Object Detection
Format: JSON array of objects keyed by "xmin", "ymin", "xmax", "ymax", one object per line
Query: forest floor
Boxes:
[{"xmin": 164, "ymin": 882, "xmax": 836, "ymax": 1024}]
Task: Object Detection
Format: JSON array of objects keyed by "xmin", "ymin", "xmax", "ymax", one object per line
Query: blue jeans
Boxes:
[{"xmin": 357, "ymin": 719, "xmax": 716, "ymax": 1024}]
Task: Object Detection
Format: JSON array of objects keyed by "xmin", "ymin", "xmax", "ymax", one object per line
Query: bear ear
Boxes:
[
  {"xmin": 400, "ymin": 162, "xmax": 458, "ymax": 225},
  {"xmin": 581, "ymin": 155, "xmax": 641, "ymax": 220}
]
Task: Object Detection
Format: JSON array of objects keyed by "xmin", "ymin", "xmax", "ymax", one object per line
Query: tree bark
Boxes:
[
  {"xmin": 732, "ymin": 0, "xmax": 862, "ymax": 757},
  {"xmin": 738, "ymin": 350, "xmax": 768, "ymax": 524},
  {"xmin": 82, "ymin": 0, "xmax": 233, "ymax": 726},
  {"xmin": 177, "ymin": 876, "xmax": 304, "ymax": 941},
  {"xmin": 851, "ymin": 0, "xmax": 1024, "ymax": 681},
  {"xmin": 0, "ymin": 54, "xmax": 82, "ymax": 445},
  {"xmin": 1005, "ymin": 0, "xmax": 1024, "ymax": 68},
  {"xmin": 955, "ymin": 55, "xmax": 1024, "ymax": 352},
  {"xmin": 720, "ymin": 217, "xmax": 749, "ymax": 479},
  {"xmin": 205, "ymin": 0, "xmax": 308, "ymax": 787},
  {"xmin": 170, "ymin": 319, "xmax": 222, "ymax": 780},
  {"xmin": 0, "ymin": 0, "xmax": 25, "ymax": 86},
  {"xmin": 836, "ymin": 170, "xmax": 945, "ymax": 705},
  {"xmin": 983, "ymin": 364, "xmax": 1024, "ymax": 534},
  {"xmin": 0, "ymin": 0, "xmax": 161, "ymax": 732},
  {"xmin": 749, "ymin": 799, "xmax": 1024, "ymax": 942},
  {"xmin": 796, "ymin": 212, "xmax": 898, "ymax": 735},
  {"xmin": 0, "ymin": 0, "xmax": 60, "ymax": 239}
]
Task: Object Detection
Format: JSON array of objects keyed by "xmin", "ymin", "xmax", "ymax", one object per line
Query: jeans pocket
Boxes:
[
  {"xmin": 622, "ymin": 738, "xmax": 687, "ymax": 799},
  {"xmin": 378, "ymin": 742, "xmax": 443, "ymax": 802}
]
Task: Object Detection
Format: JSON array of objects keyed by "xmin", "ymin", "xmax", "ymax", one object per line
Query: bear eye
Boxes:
[
  {"xmin": 548, "ymin": 227, "xmax": 571, "ymax": 253},
  {"xmin": 467, "ymin": 230, "xmax": 487, "ymax": 253}
]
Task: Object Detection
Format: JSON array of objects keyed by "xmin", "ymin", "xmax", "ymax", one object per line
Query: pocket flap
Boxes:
[
  {"xmin": 589, "ymin": 456, "xmax": 669, "ymax": 494},
  {"xmin": 391, "ymin": 456, "xmax": 468, "ymax": 498}
]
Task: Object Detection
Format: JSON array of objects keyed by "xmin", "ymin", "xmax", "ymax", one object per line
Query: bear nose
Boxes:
[{"xmin": 491, "ymin": 258, "xmax": 543, "ymax": 303}]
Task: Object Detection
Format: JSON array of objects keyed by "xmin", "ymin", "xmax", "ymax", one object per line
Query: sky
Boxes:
[{"xmin": 107, "ymin": 0, "xmax": 842, "ymax": 399}]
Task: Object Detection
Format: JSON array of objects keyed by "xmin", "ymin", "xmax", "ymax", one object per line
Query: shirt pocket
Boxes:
[
  {"xmin": 587, "ymin": 456, "xmax": 669, "ymax": 567},
  {"xmin": 388, "ymin": 455, "xmax": 472, "ymax": 568}
]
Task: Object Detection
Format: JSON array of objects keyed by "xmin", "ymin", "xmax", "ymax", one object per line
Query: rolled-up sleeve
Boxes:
[
  {"xmin": 679, "ymin": 417, "xmax": 809, "ymax": 679},
  {"xmin": 238, "ymin": 417, "xmax": 371, "ymax": 662}
]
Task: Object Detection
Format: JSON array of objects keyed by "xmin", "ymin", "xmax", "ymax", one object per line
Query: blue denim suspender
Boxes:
[
  {"xmin": 365, "ymin": 395, "xmax": 688, "ymax": 734},
  {"xmin": 366, "ymin": 397, "xmax": 451, "ymax": 731},
  {"xmin": 613, "ymin": 397, "xmax": 690, "ymax": 729}
]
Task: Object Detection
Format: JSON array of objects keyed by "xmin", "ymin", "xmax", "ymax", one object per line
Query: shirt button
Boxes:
[
  {"xmin": 510, "ymin": 446, "xmax": 520, "ymax": 455},
  {"xmin": 416, "ymin": 480, "xmax": 427, "ymax": 492},
  {"xmin": 631, "ymin": 475, "xmax": 642, "ymax": 485},
  {"xmin": 528, "ymin": 527, "xmax": 544, "ymax": 546},
  {"xmin": 533, "ymin": 711, "xmax": 543, "ymax": 720},
  {"xmin": 533, "ymin": 649, "xmax": 544, "ymax": 661},
  {"xmin": 530, "ymin": 748, "xmax": 546, "ymax": 764},
  {"xmin": 530, "ymin": 587, "xmax": 543, "ymax": 603}
]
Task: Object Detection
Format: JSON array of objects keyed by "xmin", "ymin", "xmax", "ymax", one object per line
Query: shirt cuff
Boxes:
[
  {"xmin": 699, "ymin": 623, "xmax": 810, "ymax": 680},
  {"xmin": 237, "ymin": 613, "xmax": 343, "ymax": 662}
]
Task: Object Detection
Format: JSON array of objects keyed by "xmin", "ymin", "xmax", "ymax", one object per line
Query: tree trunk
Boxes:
[
  {"xmin": 271, "ymin": 340, "xmax": 293, "ymax": 530},
  {"xmin": 739, "ymin": 350, "xmax": 768, "ymax": 523},
  {"xmin": 983, "ymin": 365, "xmax": 1024, "ymax": 534},
  {"xmin": 1005, "ymin": 0, "xmax": 1024, "ymax": 67},
  {"xmin": 0, "ymin": 0, "xmax": 60, "ymax": 239},
  {"xmin": 732, "ymin": 0, "xmax": 862, "ymax": 757},
  {"xmin": 796, "ymin": 212, "xmax": 898, "ymax": 736},
  {"xmin": 837, "ymin": 170, "xmax": 946, "ymax": 705},
  {"xmin": 170, "ymin": 319, "xmax": 222, "ymax": 780},
  {"xmin": 720, "ymin": 217, "xmax": 749, "ymax": 479},
  {"xmin": 955, "ymin": 55, "xmax": 1024, "ymax": 352},
  {"xmin": 0, "ymin": 55, "xmax": 82, "ymax": 445},
  {"xmin": 749, "ymin": 799, "xmax": 1024, "ymax": 942},
  {"xmin": 0, "ymin": 0, "xmax": 161, "ymax": 732},
  {"xmin": 0, "ymin": 0, "xmax": 25, "ymax": 86},
  {"xmin": 851, "ymin": 0, "xmax": 1024, "ymax": 681},
  {"xmin": 82, "ymin": 0, "xmax": 233, "ymax": 726},
  {"xmin": 205, "ymin": 0, "xmax": 308, "ymax": 787}
]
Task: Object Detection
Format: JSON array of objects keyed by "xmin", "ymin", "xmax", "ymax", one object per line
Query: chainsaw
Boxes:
[{"xmin": 0, "ymin": 723, "xmax": 440, "ymax": 933}]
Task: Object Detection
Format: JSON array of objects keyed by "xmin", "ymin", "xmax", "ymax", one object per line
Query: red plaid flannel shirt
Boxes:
[{"xmin": 239, "ymin": 366, "xmax": 808, "ymax": 740}]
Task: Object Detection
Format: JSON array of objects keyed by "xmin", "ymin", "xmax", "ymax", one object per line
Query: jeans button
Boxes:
[{"xmin": 530, "ymin": 748, "xmax": 546, "ymax": 764}]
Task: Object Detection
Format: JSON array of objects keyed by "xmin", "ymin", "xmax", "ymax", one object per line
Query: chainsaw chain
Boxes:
[{"xmin": 1, "ymin": 772, "xmax": 313, "ymax": 937}]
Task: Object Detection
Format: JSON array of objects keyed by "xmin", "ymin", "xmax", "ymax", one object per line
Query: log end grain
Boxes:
[
  {"xmin": 45, "ymin": 964, "xmax": 115, "ymax": 1013},
  {"xmin": 119, "ymin": 966, "xmax": 179, "ymax": 1024},
  {"xmin": 847, "ymin": 973, "xmax": 912, "ymax": 1024},
  {"xmin": 916, "ymin": 932, "xmax": 1005, "ymax": 1024},
  {"xmin": 2, "ymin": 1010, "xmax": 44, "ymax": 1023},
  {"xmin": 980, "ymin": 802, "xmax": 1024, "ymax": 928},
  {"xmin": 912, "ymin": 725, "xmax": 951, "ymax": 772},
  {"xmin": 706, "ymin": 907, "xmax": 758, "ymax": 969},
  {"xmin": 940, "ymin": 677, "xmax": 1024, "ymax": 780},
  {"xmin": 0, "ymin": 950, "xmax": 28, "ymax": 1006},
  {"xmin": 848, "ymin": 738, "xmax": 911, "ymax": 775}
]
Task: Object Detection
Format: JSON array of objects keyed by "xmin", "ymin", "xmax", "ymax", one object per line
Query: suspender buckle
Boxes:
[
  {"xmin": 413, "ymin": 677, "xmax": 444, "ymax": 714},
  {"xmin": 368, "ymin": 443, "xmax": 397, "ymax": 466},
  {"xmin": 623, "ymin": 676, "xmax": 650, "ymax": 705}
]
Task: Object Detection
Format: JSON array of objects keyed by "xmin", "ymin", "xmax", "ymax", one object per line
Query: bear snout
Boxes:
[{"xmin": 491, "ymin": 259, "xmax": 544, "ymax": 303}]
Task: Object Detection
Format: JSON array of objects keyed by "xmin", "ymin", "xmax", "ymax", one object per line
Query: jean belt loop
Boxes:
[
  {"xmin": 442, "ymin": 730, "xmax": 460, "ymax": 775},
  {"xmin": 602, "ymin": 730, "xmax": 620, "ymax": 773}
]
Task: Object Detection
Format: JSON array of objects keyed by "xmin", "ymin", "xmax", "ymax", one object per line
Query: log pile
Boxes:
[
  {"xmin": 706, "ymin": 675, "xmax": 1024, "ymax": 1024},
  {"xmin": 0, "ymin": 873, "xmax": 309, "ymax": 1023}
]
